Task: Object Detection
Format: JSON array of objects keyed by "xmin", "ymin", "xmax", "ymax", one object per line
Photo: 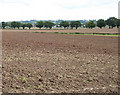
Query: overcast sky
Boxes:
[{"xmin": 0, "ymin": 0, "xmax": 119, "ymax": 21}]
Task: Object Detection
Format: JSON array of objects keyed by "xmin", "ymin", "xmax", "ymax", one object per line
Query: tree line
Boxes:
[
  {"xmin": 1, "ymin": 17, "xmax": 120, "ymax": 29},
  {"xmin": 1, "ymin": 21, "xmax": 33, "ymax": 29}
]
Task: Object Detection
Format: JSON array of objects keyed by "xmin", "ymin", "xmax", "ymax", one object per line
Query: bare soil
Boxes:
[
  {"xmin": 2, "ymin": 29, "xmax": 119, "ymax": 93},
  {"xmin": 2, "ymin": 28, "xmax": 119, "ymax": 34}
]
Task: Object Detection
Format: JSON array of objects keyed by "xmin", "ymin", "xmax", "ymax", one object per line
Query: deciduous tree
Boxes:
[
  {"xmin": 2, "ymin": 22, "xmax": 6, "ymax": 29},
  {"xmin": 36, "ymin": 21, "xmax": 44, "ymax": 29},
  {"xmin": 11, "ymin": 21, "xmax": 21, "ymax": 29},
  {"xmin": 70, "ymin": 21, "xmax": 81, "ymax": 29},
  {"xmin": 106, "ymin": 17, "xmax": 117, "ymax": 29},
  {"xmin": 21, "ymin": 23, "xmax": 26, "ymax": 29},
  {"xmin": 44, "ymin": 21, "xmax": 54, "ymax": 29},
  {"xmin": 85, "ymin": 21, "xmax": 96, "ymax": 29},
  {"xmin": 60, "ymin": 21, "xmax": 69, "ymax": 29},
  {"xmin": 26, "ymin": 23, "xmax": 32, "ymax": 29},
  {"xmin": 97, "ymin": 19, "xmax": 106, "ymax": 29},
  {"xmin": 116, "ymin": 19, "xmax": 120, "ymax": 28}
]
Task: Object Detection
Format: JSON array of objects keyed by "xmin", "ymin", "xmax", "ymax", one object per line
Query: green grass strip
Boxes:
[{"xmin": 32, "ymin": 32, "xmax": 120, "ymax": 36}]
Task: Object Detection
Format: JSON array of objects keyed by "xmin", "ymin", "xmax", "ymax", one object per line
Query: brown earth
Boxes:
[
  {"xmin": 2, "ymin": 28, "xmax": 119, "ymax": 34},
  {"xmin": 2, "ymin": 29, "xmax": 119, "ymax": 93}
]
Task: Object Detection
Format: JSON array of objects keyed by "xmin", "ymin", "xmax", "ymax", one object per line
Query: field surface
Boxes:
[
  {"xmin": 2, "ymin": 28, "xmax": 118, "ymax": 34},
  {"xmin": 2, "ymin": 29, "xmax": 119, "ymax": 93}
]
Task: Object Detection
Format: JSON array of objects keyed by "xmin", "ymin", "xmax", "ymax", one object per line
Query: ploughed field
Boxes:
[
  {"xmin": 2, "ymin": 29, "xmax": 119, "ymax": 93},
  {"xmin": 2, "ymin": 28, "xmax": 118, "ymax": 34}
]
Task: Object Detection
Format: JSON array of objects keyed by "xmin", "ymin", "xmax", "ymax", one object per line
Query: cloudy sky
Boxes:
[{"xmin": 0, "ymin": 0, "xmax": 119, "ymax": 21}]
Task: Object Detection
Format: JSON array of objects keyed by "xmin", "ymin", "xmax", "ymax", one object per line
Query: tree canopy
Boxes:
[
  {"xmin": 44, "ymin": 21, "xmax": 55, "ymax": 29},
  {"xmin": 60, "ymin": 21, "xmax": 69, "ymax": 29},
  {"xmin": 105, "ymin": 17, "xmax": 117, "ymax": 29},
  {"xmin": 116, "ymin": 19, "xmax": 120, "ymax": 28},
  {"xmin": 70, "ymin": 21, "xmax": 81, "ymax": 29},
  {"xmin": 86, "ymin": 21, "xmax": 96, "ymax": 29},
  {"xmin": 2, "ymin": 22, "xmax": 6, "ymax": 29},
  {"xmin": 11, "ymin": 21, "xmax": 21, "ymax": 29},
  {"xmin": 26, "ymin": 23, "xmax": 32, "ymax": 29},
  {"xmin": 21, "ymin": 23, "xmax": 26, "ymax": 29},
  {"xmin": 97, "ymin": 19, "xmax": 106, "ymax": 29},
  {"xmin": 36, "ymin": 21, "xmax": 44, "ymax": 29},
  {"xmin": 1, "ymin": 17, "xmax": 119, "ymax": 30}
]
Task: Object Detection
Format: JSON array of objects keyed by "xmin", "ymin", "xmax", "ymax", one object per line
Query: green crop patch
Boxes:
[{"xmin": 32, "ymin": 31, "xmax": 119, "ymax": 36}]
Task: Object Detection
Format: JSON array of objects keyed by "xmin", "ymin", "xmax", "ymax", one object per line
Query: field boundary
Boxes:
[{"xmin": 32, "ymin": 32, "xmax": 120, "ymax": 36}]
